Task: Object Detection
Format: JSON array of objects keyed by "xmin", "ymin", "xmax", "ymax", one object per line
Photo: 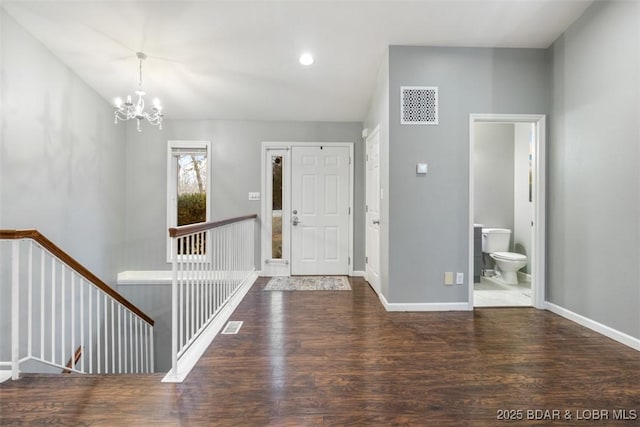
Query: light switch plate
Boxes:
[
  {"xmin": 248, "ymin": 192, "xmax": 260, "ymax": 201},
  {"xmin": 456, "ymin": 272, "xmax": 464, "ymax": 285},
  {"xmin": 416, "ymin": 163, "xmax": 428, "ymax": 174}
]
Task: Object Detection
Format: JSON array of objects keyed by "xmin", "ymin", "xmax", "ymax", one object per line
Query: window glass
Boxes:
[
  {"xmin": 271, "ymin": 155, "xmax": 283, "ymax": 259},
  {"xmin": 177, "ymin": 154, "xmax": 208, "ymax": 226}
]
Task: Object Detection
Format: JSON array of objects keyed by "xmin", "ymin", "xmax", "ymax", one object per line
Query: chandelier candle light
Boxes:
[{"xmin": 114, "ymin": 52, "xmax": 163, "ymax": 132}]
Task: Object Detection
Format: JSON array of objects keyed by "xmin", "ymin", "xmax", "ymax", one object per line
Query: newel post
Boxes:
[{"xmin": 170, "ymin": 236, "xmax": 178, "ymax": 379}]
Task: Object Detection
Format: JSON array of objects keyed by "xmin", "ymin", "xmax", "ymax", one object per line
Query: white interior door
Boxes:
[
  {"xmin": 291, "ymin": 146, "xmax": 350, "ymax": 275},
  {"xmin": 365, "ymin": 128, "xmax": 381, "ymax": 293}
]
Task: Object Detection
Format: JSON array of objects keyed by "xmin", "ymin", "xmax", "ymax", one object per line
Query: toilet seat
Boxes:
[{"xmin": 491, "ymin": 251, "xmax": 526, "ymax": 261}]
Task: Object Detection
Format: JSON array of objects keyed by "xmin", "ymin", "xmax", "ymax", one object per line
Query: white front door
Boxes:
[
  {"xmin": 291, "ymin": 146, "xmax": 350, "ymax": 275},
  {"xmin": 365, "ymin": 128, "xmax": 381, "ymax": 293}
]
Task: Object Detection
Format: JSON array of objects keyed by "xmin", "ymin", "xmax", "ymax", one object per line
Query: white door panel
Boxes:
[
  {"xmin": 291, "ymin": 146, "xmax": 349, "ymax": 275},
  {"xmin": 366, "ymin": 129, "xmax": 381, "ymax": 293}
]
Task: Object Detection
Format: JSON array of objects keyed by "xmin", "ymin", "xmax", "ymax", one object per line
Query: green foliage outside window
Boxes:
[{"xmin": 177, "ymin": 193, "xmax": 206, "ymax": 226}]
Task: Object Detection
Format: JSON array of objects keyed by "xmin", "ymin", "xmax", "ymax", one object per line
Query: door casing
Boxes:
[
  {"xmin": 261, "ymin": 141, "xmax": 354, "ymax": 277},
  {"xmin": 468, "ymin": 114, "xmax": 546, "ymax": 309}
]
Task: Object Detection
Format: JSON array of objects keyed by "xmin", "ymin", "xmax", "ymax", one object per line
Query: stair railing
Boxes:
[
  {"xmin": 164, "ymin": 214, "xmax": 257, "ymax": 382},
  {"xmin": 0, "ymin": 230, "xmax": 155, "ymax": 380}
]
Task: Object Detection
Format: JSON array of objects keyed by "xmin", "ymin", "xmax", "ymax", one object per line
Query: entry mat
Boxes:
[{"xmin": 264, "ymin": 276, "xmax": 351, "ymax": 291}]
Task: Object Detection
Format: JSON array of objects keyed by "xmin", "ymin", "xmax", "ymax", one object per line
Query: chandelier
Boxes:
[{"xmin": 114, "ymin": 52, "xmax": 163, "ymax": 132}]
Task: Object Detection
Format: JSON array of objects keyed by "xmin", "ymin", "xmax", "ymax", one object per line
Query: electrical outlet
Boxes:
[
  {"xmin": 248, "ymin": 192, "xmax": 260, "ymax": 201},
  {"xmin": 444, "ymin": 272, "xmax": 453, "ymax": 285},
  {"xmin": 456, "ymin": 272, "xmax": 464, "ymax": 285}
]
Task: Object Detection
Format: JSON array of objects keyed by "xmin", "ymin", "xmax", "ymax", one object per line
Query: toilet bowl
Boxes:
[
  {"xmin": 489, "ymin": 251, "xmax": 527, "ymax": 285},
  {"xmin": 481, "ymin": 228, "xmax": 528, "ymax": 285}
]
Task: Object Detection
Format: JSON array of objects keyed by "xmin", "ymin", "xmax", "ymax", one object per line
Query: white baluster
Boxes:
[
  {"xmin": 28, "ymin": 241, "xmax": 33, "ymax": 359},
  {"xmin": 199, "ymin": 231, "xmax": 204, "ymax": 330},
  {"xmin": 40, "ymin": 250, "xmax": 45, "ymax": 362},
  {"xmin": 96, "ymin": 290, "xmax": 101, "ymax": 374},
  {"xmin": 11, "ymin": 240, "xmax": 19, "ymax": 380},
  {"xmin": 89, "ymin": 285, "xmax": 93, "ymax": 373},
  {"xmin": 51, "ymin": 259, "xmax": 56, "ymax": 364},
  {"xmin": 136, "ymin": 318, "xmax": 141, "ymax": 373},
  {"xmin": 117, "ymin": 303, "xmax": 121, "ymax": 374},
  {"xmin": 111, "ymin": 300, "xmax": 115, "ymax": 374},
  {"xmin": 61, "ymin": 265, "xmax": 65, "ymax": 368},
  {"xmin": 71, "ymin": 274, "xmax": 75, "ymax": 371},
  {"xmin": 124, "ymin": 309, "xmax": 128, "ymax": 373},
  {"xmin": 80, "ymin": 278, "xmax": 84, "ymax": 372},
  {"xmin": 103, "ymin": 293, "xmax": 108, "ymax": 373},
  {"xmin": 129, "ymin": 311, "xmax": 134, "ymax": 373},
  {"xmin": 150, "ymin": 324, "xmax": 155, "ymax": 373},
  {"xmin": 190, "ymin": 234, "xmax": 195, "ymax": 340},
  {"xmin": 179, "ymin": 236, "xmax": 184, "ymax": 350}
]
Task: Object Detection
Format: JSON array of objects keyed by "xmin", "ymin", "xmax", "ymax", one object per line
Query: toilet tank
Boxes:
[{"xmin": 481, "ymin": 228, "xmax": 511, "ymax": 253}]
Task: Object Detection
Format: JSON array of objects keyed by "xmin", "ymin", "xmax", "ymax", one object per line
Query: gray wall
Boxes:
[
  {"xmin": 548, "ymin": 0, "xmax": 640, "ymax": 338},
  {"xmin": 0, "ymin": 11, "xmax": 127, "ymax": 283},
  {"xmin": 122, "ymin": 119, "xmax": 365, "ymax": 272},
  {"xmin": 473, "ymin": 123, "xmax": 515, "ymax": 238},
  {"xmin": 0, "ymin": 11, "xmax": 127, "ymax": 363},
  {"xmin": 387, "ymin": 46, "xmax": 548, "ymax": 303}
]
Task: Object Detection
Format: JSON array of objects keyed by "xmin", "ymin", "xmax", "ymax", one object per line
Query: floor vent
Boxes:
[{"xmin": 221, "ymin": 321, "xmax": 243, "ymax": 335}]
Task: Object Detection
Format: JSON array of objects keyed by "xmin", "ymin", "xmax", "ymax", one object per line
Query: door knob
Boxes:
[
  {"xmin": 292, "ymin": 216, "xmax": 300, "ymax": 226},
  {"xmin": 373, "ymin": 220, "xmax": 380, "ymax": 225}
]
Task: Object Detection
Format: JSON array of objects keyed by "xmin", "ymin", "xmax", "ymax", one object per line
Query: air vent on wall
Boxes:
[{"xmin": 401, "ymin": 86, "xmax": 438, "ymax": 125}]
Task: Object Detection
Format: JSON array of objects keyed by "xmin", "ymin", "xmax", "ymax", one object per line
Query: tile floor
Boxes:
[{"xmin": 474, "ymin": 275, "xmax": 532, "ymax": 307}]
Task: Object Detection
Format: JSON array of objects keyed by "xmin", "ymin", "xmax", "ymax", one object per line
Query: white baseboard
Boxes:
[
  {"xmin": 351, "ymin": 270, "xmax": 366, "ymax": 277},
  {"xmin": 162, "ymin": 271, "xmax": 259, "ymax": 383},
  {"xmin": 545, "ymin": 302, "xmax": 640, "ymax": 351},
  {"xmin": 117, "ymin": 270, "xmax": 172, "ymax": 285},
  {"xmin": 0, "ymin": 370, "xmax": 11, "ymax": 383},
  {"xmin": 380, "ymin": 293, "xmax": 471, "ymax": 312}
]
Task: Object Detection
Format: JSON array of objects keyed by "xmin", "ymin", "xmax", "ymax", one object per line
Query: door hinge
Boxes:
[
  {"xmin": 348, "ymin": 257, "xmax": 351, "ymax": 265},
  {"xmin": 349, "ymin": 157, "xmax": 352, "ymax": 165},
  {"xmin": 366, "ymin": 154, "xmax": 369, "ymax": 161},
  {"xmin": 348, "ymin": 207, "xmax": 351, "ymax": 215},
  {"xmin": 365, "ymin": 256, "xmax": 368, "ymax": 264},
  {"xmin": 365, "ymin": 205, "xmax": 368, "ymax": 212}
]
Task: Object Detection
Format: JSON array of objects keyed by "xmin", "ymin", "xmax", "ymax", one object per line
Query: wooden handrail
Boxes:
[
  {"xmin": 168, "ymin": 214, "xmax": 258, "ymax": 238},
  {"xmin": 0, "ymin": 229, "xmax": 154, "ymax": 326}
]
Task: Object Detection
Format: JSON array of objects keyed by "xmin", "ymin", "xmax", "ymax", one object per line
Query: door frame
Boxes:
[
  {"xmin": 468, "ymin": 114, "xmax": 546, "ymax": 309},
  {"xmin": 261, "ymin": 141, "xmax": 355, "ymax": 277}
]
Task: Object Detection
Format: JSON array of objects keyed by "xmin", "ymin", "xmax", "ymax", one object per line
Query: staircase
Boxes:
[
  {"xmin": 0, "ymin": 229, "xmax": 155, "ymax": 380},
  {"xmin": 1, "ymin": 214, "xmax": 258, "ymax": 383}
]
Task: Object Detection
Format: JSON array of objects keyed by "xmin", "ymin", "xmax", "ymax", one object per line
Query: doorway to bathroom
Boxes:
[{"xmin": 469, "ymin": 114, "xmax": 546, "ymax": 309}]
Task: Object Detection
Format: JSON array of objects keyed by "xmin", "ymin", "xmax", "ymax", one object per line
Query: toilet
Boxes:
[{"xmin": 481, "ymin": 228, "xmax": 527, "ymax": 285}]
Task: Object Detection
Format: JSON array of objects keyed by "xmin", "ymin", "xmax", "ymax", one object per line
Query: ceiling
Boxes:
[{"xmin": 2, "ymin": 0, "xmax": 593, "ymax": 122}]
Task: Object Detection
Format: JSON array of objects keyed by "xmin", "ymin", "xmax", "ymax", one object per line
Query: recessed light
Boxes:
[{"xmin": 299, "ymin": 53, "xmax": 314, "ymax": 66}]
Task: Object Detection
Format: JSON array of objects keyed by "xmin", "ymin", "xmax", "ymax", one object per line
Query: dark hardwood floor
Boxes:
[{"xmin": 1, "ymin": 277, "xmax": 639, "ymax": 426}]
